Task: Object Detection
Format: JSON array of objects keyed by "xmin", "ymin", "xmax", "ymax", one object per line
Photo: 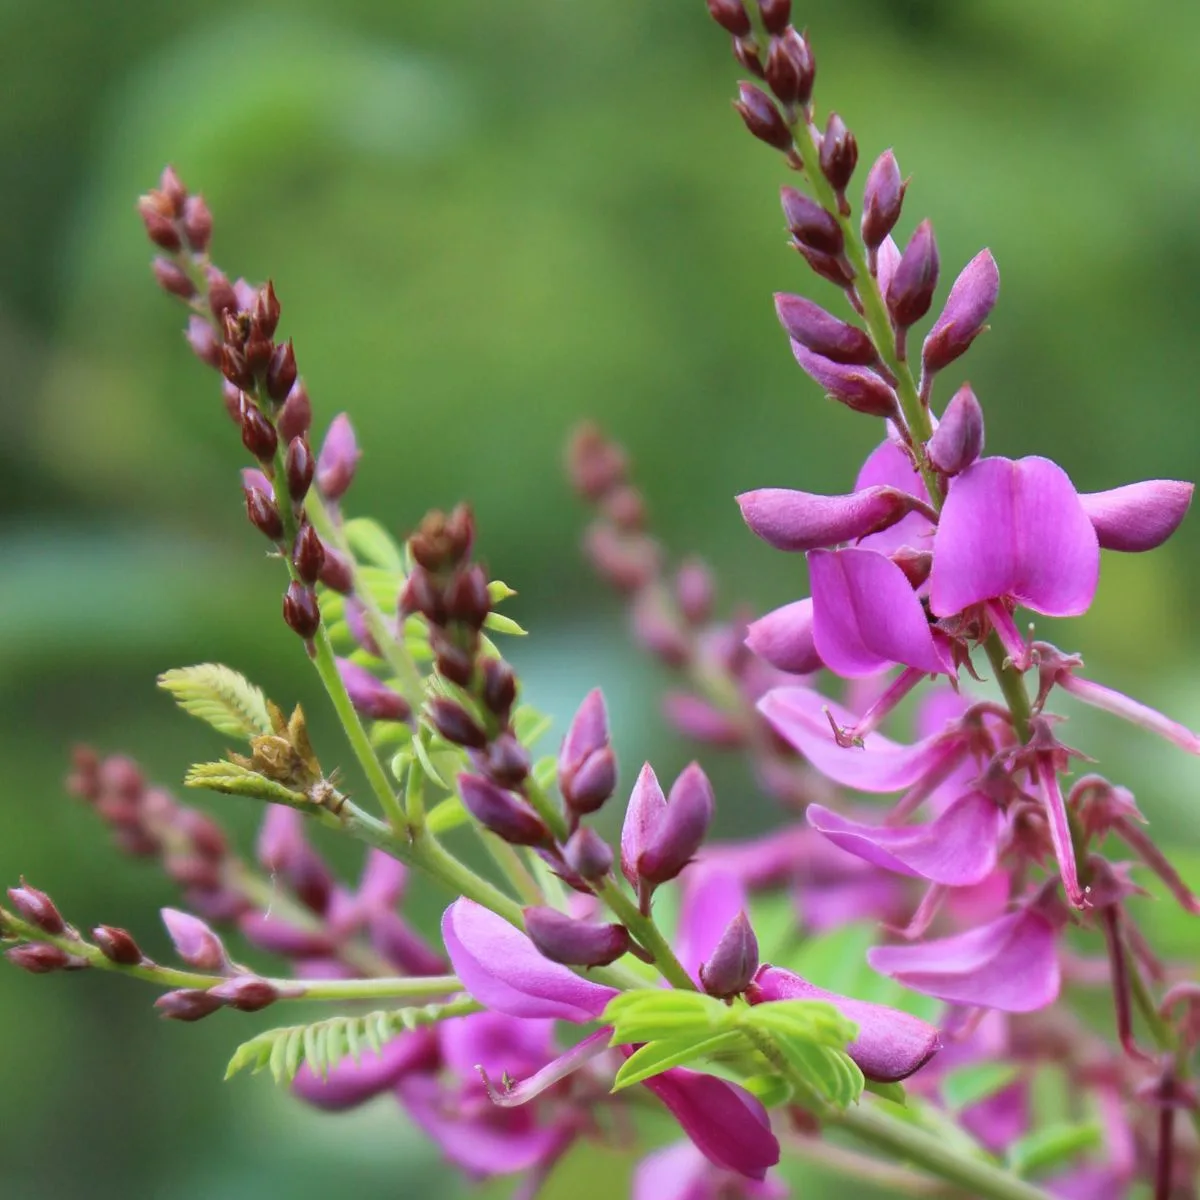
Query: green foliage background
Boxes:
[{"xmin": 1, "ymin": 1, "xmax": 1198, "ymax": 1196}]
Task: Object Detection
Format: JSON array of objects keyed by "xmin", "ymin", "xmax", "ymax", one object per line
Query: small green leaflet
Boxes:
[
  {"xmin": 941, "ymin": 1061, "xmax": 1022, "ymax": 1112},
  {"xmin": 158, "ymin": 664, "xmax": 272, "ymax": 740},
  {"xmin": 342, "ymin": 518, "xmax": 404, "ymax": 573},
  {"xmin": 484, "ymin": 612, "xmax": 527, "ymax": 637},
  {"xmin": 184, "ymin": 761, "xmax": 307, "ymax": 806},
  {"xmin": 613, "ymin": 1031, "xmax": 746, "ymax": 1090},
  {"xmin": 1006, "ymin": 1122, "xmax": 1101, "ymax": 1177}
]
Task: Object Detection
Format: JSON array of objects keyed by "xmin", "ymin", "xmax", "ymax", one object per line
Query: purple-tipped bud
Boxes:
[
  {"xmin": 775, "ymin": 295, "xmax": 875, "ymax": 366},
  {"xmin": 459, "ymin": 774, "xmax": 550, "ymax": 846},
  {"xmin": 153, "ymin": 256, "xmax": 195, "ymax": 299},
  {"xmin": 706, "ymin": 0, "xmax": 752, "ymax": 36},
  {"xmin": 792, "ymin": 242, "xmax": 856, "ymax": 289},
  {"xmin": 887, "ymin": 219, "xmax": 940, "ymax": 329},
  {"xmin": 93, "ymin": 925, "xmax": 143, "ymax": 965},
  {"xmin": 482, "ymin": 732, "xmax": 531, "ymax": 788},
  {"xmin": 337, "ymin": 658, "xmax": 411, "ymax": 723},
  {"xmin": 445, "ymin": 564, "xmax": 491, "ymax": 629},
  {"xmin": 8, "ymin": 880, "xmax": 65, "ymax": 935},
  {"xmin": 244, "ymin": 485, "xmax": 284, "ymax": 541},
  {"xmin": 522, "ymin": 906, "xmax": 631, "ymax": 968},
  {"xmin": 240, "ymin": 402, "xmax": 278, "ymax": 463},
  {"xmin": 757, "ymin": 0, "xmax": 791, "ymax": 34},
  {"xmin": 266, "ymin": 339, "xmax": 298, "ymax": 404},
  {"xmin": 779, "ymin": 188, "xmax": 842, "ymax": 256},
  {"xmin": 674, "ymin": 558, "xmax": 715, "ymax": 626},
  {"xmin": 316, "ymin": 414, "xmax": 360, "ymax": 501},
  {"xmin": 819, "ymin": 113, "xmax": 857, "ymax": 193},
  {"xmin": 428, "ymin": 699, "xmax": 487, "ymax": 749},
  {"xmin": 208, "ymin": 975, "xmax": 280, "ymax": 1012},
  {"xmin": 185, "ymin": 315, "xmax": 221, "ymax": 369},
  {"xmin": 790, "ymin": 343, "xmax": 898, "ymax": 418},
  {"xmin": 206, "ymin": 267, "xmax": 238, "ymax": 322},
  {"xmin": 733, "ymin": 83, "xmax": 794, "ymax": 153},
  {"xmin": 1079, "ymin": 480, "xmax": 1195, "ymax": 553},
  {"xmin": 927, "ymin": 385, "xmax": 985, "ymax": 476},
  {"xmin": 559, "ymin": 691, "xmax": 617, "ymax": 815},
  {"xmin": 5, "ymin": 943, "xmax": 73, "ymax": 973},
  {"xmin": 564, "ymin": 827, "xmax": 614, "ymax": 881},
  {"xmin": 285, "ymin": 436, "xmax": 315, "ymax": 503},
  {"xmin": 922, "ymin": 249, "xmax": 999, "ymax": 373},
  {"xmin": 481, "ymin": 658, "xmax": 518, "ymax": 719},
  {"xmin": 765, "ymin": 29, "xmax": 815, "ymax": 108},
  {"xmin": 283, "ymin": 582, "xmax": 321, "ymax": 639},
  {"xmin": 277, "ymin": 381, "xmax": 313, "ymax": 444},
  {"xmin": 156, "ymin": 988, "xmax": 224, "ymax": 1021},
  {"xmin": 318, "ymin": 545, "xmax": 354, "ymax": 594},
  {"xmin": 637, "ymin": 764, "xmax": 716, "ymax": 886},
  {"xmin": 181, "ymin": 194, "xmax": 212, "ymax": 252},
  {"xmin": 161, "ymin": 908, "xmax": 230, "ymax": 972},
  {"xmin": 861, "ymin": 150, "xmax": 905, "ymax": 250},
  {"xmin": 700, "ymin": 912, "xmax": 759, "ymax": 998}
]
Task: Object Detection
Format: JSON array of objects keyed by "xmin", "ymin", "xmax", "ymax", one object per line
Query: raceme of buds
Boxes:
[
  {"xmin": 765, "ymin": 29, "xmax": 815, "ymax": 109},
  {"xmin": 563, "ymin": 827, "xmax": 614, "ymax": 880},
  {"xmin": 292, "ymin": 523, "xmax": 326, "ymax": 585},
  {"xmin": 819, "ymin": 113, "xmax": 857, "ymax": 194},
  {"xmin": 161, "ymin": 907, "xmax": 230, "ymax": 972},
  {"xmin": 428, "ymin": 698, "xmax": 488, "ymax": 749},
  {"xmin": 286, "ymin": 437, "xmax": 315, "ymax": 503},
  {"xmin": 861, "ymin": 150, "xmax": 905, "ymax": 251},
  {"xmin": 93, "ymin": 926, "xmax": 144, "ymax": 965},
  {"xmin": 734, "ymin": 83, "xmax": 794, "ymax": 153},
  {"xmin": 775, "ymin": 294, "xmax": 875, "ymax": 366},
  {"xmin": 927, "ymin": 385, "xmax": 985, "ymax": 477},
  {"xmin": 316, "ymin": 414, "xmax": 360, "ymax": 501},
  {"xmin": 621, "ymin": 763, "xmax": 715, "ymax": 890},
  {"xmin": 283, "ymin": 582, "xmax": 321, "ymax": 640},
  {"xmin": 887, "ymin": 219, "xmax": 940, "ymax": 330},
  {"xmin": 558, "ymin": 689, "xmax": 617, "ymax": 815},
  {"xmin": 522, "ymin": 906, "xmax": 631, "ymax": 968},
  {"xmin": 700, "ymin": 912, "xmax": 759, "ymax": 998},
  {"xmin": 458, "ymin": 774, "xmax": 550, "ymax": 846},
  {"xmin": 7, "ymin": 880, "xmax": 65, "ymax": 935},
  {"xmin": 780, "ymin": 188, "xmax": 843, "ymax": 256},
  {"xmin": 922, "ymin": 249, "xmax": 1000, "ymax": 373},
  {"xmin": 244, "ymin": 485, "xmax": 284, "ymax": 542},
  {"xmin": 336, "ymin": 658, "xmax": 411, "ymax": 723}
]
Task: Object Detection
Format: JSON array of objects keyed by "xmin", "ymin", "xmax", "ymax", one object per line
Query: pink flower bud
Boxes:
[
  {"xmin": 631, "ymin": 589, "xmax": 691, "ymax": 666},
  {"xmin": 458, "ymin": 774, "xmax": 550, "ymax": 847},
  {"xmin": 558, "ymin": 690, "xmax": 616, "ymax": 816},
  {"xmin": 737, "ymin": 484, "xmax": 924, "ymax": 553},
  {"xmin": 181, "ymin": 194, "xmax": 212, "ymax": 252},
  {"xmin": 922, "ymin": 249, "xmax": 999, "ymax": 373},
  {"xmin": 185, "ymin": 315, "xmax": 221, "ymax": 369},
  {"xmin": 927, "ymin": 385, "xmax": 985, "ymax": 476},
  {"xmin": 161, "ymin": 907, "xmax": 230, "ymax": 972},
  {"xmin": 779, "ymin": 187, "xmax": 843, "ymax": 256},
  {"xmin": 283, "ymin": 582, "xmax": 321, "ymax": 639},
  {"xmin": 791, "ymin": 343, "xmax": 898, "ymax": 417},
  {"xmin": 775, "ymin": 294, "xmax": 875, "ymax": 365},
  {"xmin": 7, "ymin": 879, "xmax": 65, "ymax": 935},
  {"xmin": 336, "ymin": 658, "xmax": 411, "ymax": 723},
  {"xmin": 316, "ymin": 414, "xmax": 361, "ymax": 501},
  {"xmin": 662, "ymin": 692, "xmax": 743, "ymax": 747},
  {"xmin": 563, "ymin": 828, "xmax": 614, "ymax": 880},
  {"xmin": 700, "ymin": 912, "xmax": 759, "ymax": 998},
  {"xmin": 208, "ymin": 976, "xmax": 280, "ymax": 1012},
  {"xmin": 277, "ymin": 381, "xmax": 313, "ymax": 444},
  {"xmin": 93, "ymin": 926, "xmax": 143, "ymax": 965},
  {"xmin": 625, "ymin": 763, "xmax": 716, "ymax": 888},
  {"xmin": 887, "ymin": 219, "xmax": 939, "ymax": 329},
  {"xmin": 861, "ymin": 150, "xmax": 905, "ymax": 250},
  {"xmin": 156, "ymin": 988, "xmax": 224, "ymax": 1021},
  {"xmin": 5, "ymin": 943, "xmax": 74, "ymax": 973},
  {"xmin": 674, "ymin": 558, "xmax": 715, "ymax": 626},
  {"xmin": 745, "ymin": 598, "xmax": 822, "ymax": 675},
  {"xmin": 733, "ymin": 83, "xmax": 794, "ymax": 152},
  {"xmin": 819, "ymin": 113, "xmax": 857, "ymax": 192},
  {"xmin": 522, "ymin": 906, "xmax": 631, "ymax": 968},
  {"xmin": 1078, "ymin": 480, "xmax": 1194, "ymax": 552}
]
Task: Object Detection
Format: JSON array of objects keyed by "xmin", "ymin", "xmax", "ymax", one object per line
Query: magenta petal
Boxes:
[
  {"xmin": 867, "ymin": 909, "xmax": 1060, "ymax": 1013},
  {"xmin": 676, "ymin": 867, "xmax": 747, "ymax": 983},
  {"xmin": 809, "ymin": 548, "xmax": 947, "ymax": 677},
  {"xmin": 633, "ymin": 1142, "xmax": 786, "ymax": 1200},
  {"xmin": 806, "ymin": 792, "xmax": 1002, "ymax": 885},
  {"xmin": 750, "ymin": 966, "xmax": 941, "ymax": 1083},
  {"xmin": 736, "ymin": 486, "xmax": 920, "ymax": 553},
  {"xmin": 759, "ymin": 686, "xmax": 962, "ymax": 792},
  {"xmin": 854, "ymin": 438, "xmax": 934, "ymax": 554},
  {"xmin": 292, "ymin": 1030, "xmax": 437, "ymax": 1110},
  {"xmin": 621, "ymin": 763, "xmax": 668, "ymax": 887},
  {"xmin": 441, "ymin": 899, "xmax": 617, "ymax": 1022},
  {"xmin": 439, "ymin": 1011, "xmax": 555, "ymax": 1084},
  {"xmin": 930, "ymin": 456, "xmax": 1099, "ymax": 618},
  {"xmin": 641, "ymin": 1068, "xmax": 780, "ymax": 1180},
  {"xmin": 1078, "ymin": 479, "xmax": 1193, "ymax": 552},
  {"xmin": 745, "ymin": 599, "xmax": 823, "ymax": 675}
]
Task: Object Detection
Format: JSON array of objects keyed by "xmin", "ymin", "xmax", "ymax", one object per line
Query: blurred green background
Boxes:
[{"xmin": 2, "ymin": 0, "xmax": 1199, "ymax": 1196}]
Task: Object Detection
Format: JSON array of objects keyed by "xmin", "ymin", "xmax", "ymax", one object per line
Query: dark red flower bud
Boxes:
[
  {"xmin": 792, "ymin": 242, "xmax": 856, "ymax": 289},
  {"xmin": 445, "ymin": 564, "xmax": 491, "ymax": 629},
  {"xmin": 276, "ymin": 381, "xmax": 312, "ymax": 444},
  {"xmin": 181, "ymin": 194, "xmax": 212, "ymax": 252},
  {"xmin": 243, "ymin": 330, "xmax": 273, "ymax": 376},
  {"xmin": 483, "ymin": 733, "xmax": 530, "ymax": 788},
  {"xmin": 7, "ymin": 879, "xmax": 65, "ymax": 935},
  {"xmin": 158, "ymin": 165, "xmax": 187, "ymax": 214},
  {"xmin": 317, "ymin": 545, "xmax": 354, "ymax": 594},
  {"xmin": 566, "ymin": 423, "xmax": 627, "ymax": 500},
  {"xmin": 481, "ymin": 658, "xmax": 518, "ymax": 719},
  {"xmin": 155, "ymin": 988, "xmax": 224, "ymax": 1021},
  {"xmin": 285, "ymin": 436, "xmax": 315, "ymax": 503},
  {"xmin": 244, "ymin": 485, "xmax": 284, "ymax": 541},
  {"xmin": 220, "ymin": 344, "xmax": 254, "ymax": 391},
  {"xmin": 819, "ymin": 113, "xmax": 858, "ymax": 193},
  {"xmin": 266, "ymin": 339, "xmax": 298, "ymax": 403},
  {"xmin": 93, "ymin": 925, "xmax": 143, "ymax": 965},
  {"xmin": 240, "ymin": 403, "xmax": 278, "ymax": 462},
  {"xmin": 706, "ymin": 0, "xmax": 751, "ymax": 36},
  {"xmin": 429, "ymin": 698, "xmax": 488, "ymax": 749},
  {"xmin": 432, "ymin": 633, "xmax": 477, "ymax": 688},
  {"xmin": 522, "ymin": 907, "xmax": 631, "ymax": 967},
  {"xmin": 283, "ymin": 582, "xmax": 321, "ymax": 639},
  {"xmin": 765, "ymin": 29, "xmax": 814, "ymax": 108},
  {"xmin": 887, "ymin": 219, "xmax": 940, "ymax": 329},
  {"xmin": 700, "ymin": 912, "xmax": 759, "ymax": 998},
  {"xmin": 138, "ymin": 201, "xmax": 182, "ymax": 251},
  {"xmin": 254, "ymin": 282, "xmax": 281, "ymax": 340},
  {"xmin": 563, "ymin": 827, "xmax": 614, "ymax": 880},
  {"xmin": 775, "ymin": 294, "xmax": 875, "ymax": 365},
  {"xmin": 757, "ymin": 0, "xmax": 791, "ymax": 35},
  {"xmin": 5, "ymin": 943, "xmax": 74, "ymax": 973},
  {"xmin": 731, "ymin": 37, "xmax": 765, "ymax": 78},
  {"xmin": 861, "ymin": 150, "xmax": 905, "ymax": 251},
  {"xmin": 292, "ymin": 523, "xmax": 325, "ymax": 585},
  {"xmin": 206, "ymin": 268, "xmax": 239, "ymax": 322},
  {"xmin": 458, "ymin": 774, "xmax": 550, "ymax": 846},
  {"xmin": 734, "ymin": 83, "xmax": 794, "ymax": 153},
  {"xmin": 153, "ymin": 256, "xmax": 195, "ymax": 299},
  {"xmin": 779, "ymin": 187, "xmax": 843, "ymax": 256},
  {"xmin": 208, "ymin": 976, "xmax": 279, "ymax": 1012},
  {"xmin": 399, "ymin": 565, "xmax": 446, "ymax": 624}
]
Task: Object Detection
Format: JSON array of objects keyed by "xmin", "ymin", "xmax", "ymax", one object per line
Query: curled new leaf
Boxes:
[
  {"xmin": 158, "ymin": 664, "xmax": 273, "ymax": 740},
  {"xmin": 183, "ymin": 761, "xmax": 309, "ymax": 807}
]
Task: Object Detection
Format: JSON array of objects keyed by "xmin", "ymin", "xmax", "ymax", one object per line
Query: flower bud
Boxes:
[
  {"xmin": 632, "ymin": 763, "xmax": 715, "ymax": 887},
  {"xmin": 559, "ymin": 690, "xmax": 618, "ymax": 816},
  {"xmin": 318, "ymin": 545, "xmax": 354, "ymax": 593},
  {"xmin": 582, "ymin": 524, "xmax": 660, "ymax": 592},
  {"xmin": 7, "ymin": 879, "xmax": 65, "ymax": 935},
  {"xmin": 459, "ymin": 774, "xmax": 550, "ymax": 846},
  {"xmin": 674, "ymin": 558, "xmax": 714, "ymax": 626},
  {"xmin": 745, "ymin": 598, "xmax": 822, "ymax": 675},
  {"xmin": 602, "ymin": 483, "xmax": 644, "ymax": 531},
  {"xmin": 161, "ymin": 907, "xmax": 230, "ymax": 972},
  {"xmin": 153, "ymin": 257, "xmax": 195, "ymax": 299},
  {"xmin": 292, "ymin": 523, "xmax": 326, "ymax": 585},
  {"xmin": 700, "ymin": 912, "xmax": 759, "ymax": 998},
  {"xmin": 181, "ymin": 194, "xmax": 212, "ymax": 252},
  {"xmin": 283, "ymin": 582, "xmax": 321, "ymax": 639},
  {"xmin": 253, "ymin": 282, "xmax": 282, "ymax": 341},
  {"xmin": 757, "ymin": 0, "xmax": 791, "ymax": 35},
  {"xmin": 5, "ymin": 943, "xmax": 73, "ymax": 973},
  {"xmin": 158, "ymin": 165, "xmax": 187, "ymax": 213},
  {"xmin": 790, "ymin": 343, "xmax": 898, "ymax": 418},
  {"xmin": 564, "ymin": 827, "xmax": 614, "ymax": 880},
  {"xmin": 156, "ymin": 988, "xmax": 224, "ymax": 1021},
  {"xmin": 922, "ymin": 249, "xmax": 999, "ymax": 373},
  {"xmin": 482, "ymin": 732, "xmax": 531, "ymax": 788},
  {"xmin": 244, "ymin": 485, "xmax": 284, "ymax": 541},
  {"xmin": 706, "ymin": 0, "xmax": 751, "ymax": 36},
  {"xmin": 481, "ymin": 658, "xmax": 518, "ymax": 719},
  {"xmin": 632, "ymin": 589, "xmax": 691, "ymax": 667},
  {"xmin": 399, "ymin": 564, "xmax": 446, "ymax": 624},
  {"xmin": 775, "ymin": 294, "xmax": 875, "ymax": 365},
  {"xmin": 266, "ymin": 339, "xmax": 298, "ymax": 404},
  {"xmin": 220, "ymin": 343, "xmax": 254, "ymax": 391},
  {"xmin": 733, "ymin": 83, "xmax": 794, "ymax": 153},
  {"xmin": 240, "ymin": 402, "xmax": 278, "ymax": 463},
  {"xmin": 285, "ymin": 436, "xmax": 315, "ymax": 503},
  {"xmin": 927, "ymin": 385, "xmax": 985, "ymax": 477},
  {"xmin": 444, "ymin": 564, "xmax": 491, "ymax": 629},
  {"xmin": 428, "ymin": 698, "xmax": 487, "ymax": 749},
  {"xmin": 93, "ymin": 925, "xmax": 143, "ymax": 965},
  {"xmin": 662, "ymin": 692, "xmax": 743, "ymax": 747},
  {"xmin": 779, "ymin": 188, "xmax": 842, "ymax": 256},
  {"xmin": 206, "ymin": 267, "xmax": 238, "ymax": 322},
  {"xmin": 861, "ymin": 150, "xmax": 905, "ymax": 251},
  {"xmin": 887, "ymin": 219, "xmax": 939, "ymax": 329},
  {"xmin": 819, "ymin": 113, "xmax": 857, "ymax": 193},
  {"xmin": 277, "ymin": 381, "xmax": 313, "ymax": 444},
  {"xmin": 522, "ymin": 906, "xmax": 631, "ymax": 968},
  {"xmin": 208, "ymin": 975, "xmax": 280, "ymax": 1012},
  {"xmin": 792, "ymin": 242, "xmax": 856, "ymax": 289},
  {"xmin": 186, "ymin": 315, "xmax": 221, "ymax": 369},
  {"xmin": 765, "ymin": 29, "xmax": 814, "ymax": 109},
  {"xmin": 567, "ymin": 423, "xmax": 627, "ymax": 500},
  {"xmin": 1078, "ymin": 480, "xmax": 1195, "ymax": 553},
  {"xmin": 316, "ymin": 414, "xmax": 360, "ymax": 501},
  {"xmin": 336, "ymin": 658, "xmax": 411, "ymax": 723}
]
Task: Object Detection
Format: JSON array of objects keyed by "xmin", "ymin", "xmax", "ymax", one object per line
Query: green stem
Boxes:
[
  {"xmin": 984, "ymin": 633, "xmax": 1032, "ymax": 744},
  {"xmin": 523, "ymin": 777, "xmax": 570, "ymax": 844},
  {"xmin": 596, "ymin": 878, "xmax": 695, "ymax": 991},
  {"xmin": 473, "ymin": 828, "xmax": 544, "ymax": 906}
]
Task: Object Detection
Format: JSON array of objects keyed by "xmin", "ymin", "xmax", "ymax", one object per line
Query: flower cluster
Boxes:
[{"xmin": 2, "ymin": 4, "xmax": 1198, "ymax": 1200}]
